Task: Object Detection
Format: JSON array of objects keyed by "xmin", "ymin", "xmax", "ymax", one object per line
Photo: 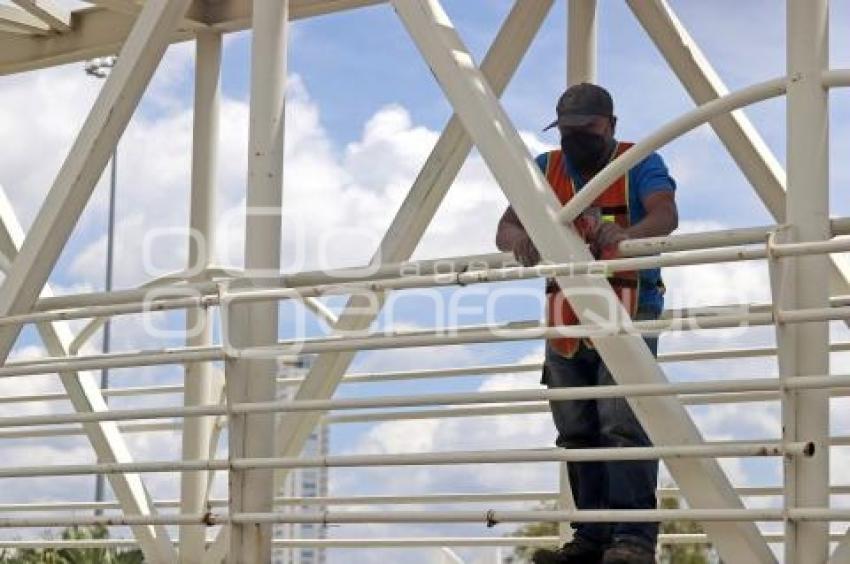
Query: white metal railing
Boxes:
[
  {"xmin": 3, "ymin": 0, "xmax": 850, "ymax": 560},
  {"xmin": 4, "ymin": 483, "xmax": 850, "ymax": 513},
  {"xmin": 2, "ymin": 373, "xmax": 850, "ymax": 429},
  {"xmin": 16, "ymin": 533, "xmax": 850, "ymax": 550},
  {"xmin": 5, "ymin": 72, "xmax": 850, "ymax": 559},
  {"xmin": 2, "ymin": 226, "xmax": 850, "ymax": 556}
]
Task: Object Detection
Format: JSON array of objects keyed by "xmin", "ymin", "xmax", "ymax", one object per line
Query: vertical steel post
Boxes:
[
  {"xmin": 561, "ymin": 3, "xmax": 595, "ymax": 543},
  {"xmin": 557, "ymin": 463, "xmax": 575, "ymax": 544},
  {"xmin": 225, "ymin": 0, "xmax": 288, "ymax": 561},
  {"xmin": 781, "ymin": 1, "xmax": 830, "ymax": 562},
  {"xmin": 94, "ymin": 144, "xmax": 117, "ymax": 514},
  {"xmin": 567, "ymin": 0, "xmax": 596, "ymax": 86},
  {"xmin": 180, "ymin": 29, "xmax": 221, "ymax": 563}
]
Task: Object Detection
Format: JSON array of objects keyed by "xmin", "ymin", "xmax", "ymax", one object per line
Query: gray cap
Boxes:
[{"xmin": 544, "ymin": 83, "xmax": 614, "ymax": 130}]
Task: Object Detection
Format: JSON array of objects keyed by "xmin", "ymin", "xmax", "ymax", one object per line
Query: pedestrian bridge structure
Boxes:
[{"xmin": 0, "ymin": 1, "xmax": 848, "ymax": 563}]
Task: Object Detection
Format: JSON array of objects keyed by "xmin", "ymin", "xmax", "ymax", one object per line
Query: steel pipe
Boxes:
[
  {"xmin": 0, "ymin": 441, "xmax": 811, "ymax": 479},
  {"xmin": 2, "ymin": 371, "xmax": 850, "ymax": 429},
  {"xmin": 7, "ymin": 223, "xmax": 850, "ymax": 332},
  {"xmin": 0, "ymin": 532, "xmax": 848, "ymax": 549},
  {"xmin": 5, "ymin": 505, "xmax": 850, "ymax": 530}
]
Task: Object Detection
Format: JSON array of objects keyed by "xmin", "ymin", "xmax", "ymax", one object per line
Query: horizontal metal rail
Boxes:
[
  {"xmin": 0, "ymin": 421, "xmax": 181, "ymax": 440},
  {"xmin": 0, "ymin": 384, "xmax": 185, "ymax": 404},
  {"xmin": 5, "ymin": 335, "xmax": 850, "ymax": 408},
  {"xmin": 32, "ymin": 215, "xmax": 850, "ymax": 317},
  {"xmin": 324, "ymin": 388, "xmax": 850, "ymax": 423},
  {"xmin": 0, "ymin": 314, "xmax": 785, "ymax": 380},
  {"xmin": 0, "ymin": 492, "xmax": 556, "ymax": 512},
  {"xmin": 0, "ymin": 241, "xmax": 848, "ymax": 381},
  {"xmin": 1, "ymin": 373, "xmax": 849, "ymax": 429},
  {"xmin": 2, "ymin": 302, "xmax": 840, "ymax": 379},
  {"xmin": 231, "ymin": 508, "xmax": 850, "ymax": 525},
  {"xmin": 3, "ymin": 485, "xmax": 850, "ymax": 513},
  {"xmin": 6, "ymin": 225, "xmax": 850, "ymax": 334},
  {"xmin": 5, "ymin": 400, "xmax": 850, "ymax": 440},
  {"xmin": 0, "ymin": 442, "xmax": 811, "ymax": 479},
  {"xmin": 222, "ymin": 235, "xmax": 850, "ymax": 312},
  {"xmin": 1, "ymin": 507, "xmax": 849, "ymax": 529},
  {"xmin": 5, "ymin": 533, "xmax": 846, "ymax": 549},
  {"xmin": 237, "ymin": 305, "xmax": 850, "ymax": 359},
  {"xmin": 244, "ymin": 533, "xmax": 850, "ymax": 546}
]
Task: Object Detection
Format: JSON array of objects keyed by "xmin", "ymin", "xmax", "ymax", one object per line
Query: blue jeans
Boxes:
[{"xmin": 542, "ymin": 310, "xmax": 659, "ymax": 550}]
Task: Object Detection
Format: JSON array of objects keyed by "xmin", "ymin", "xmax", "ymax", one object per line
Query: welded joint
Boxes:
[
  {"xmin": 766, "ymin": 227, "xmax": 785, "ymax": 262},
  {"xmin": 785, "ymin": 441, "xmax": 816, "ymax": 459},
  {"xmin": 485, "ymin": 509, "xmax": 498, "ymax": 528},
  {"xmin": 454, "ymin": 263, "xmax": 470, "ymax": 287},
  {"xmin": 216, "ymin": 280, "xmax": 240, "ymax": 359},
  {"xmin": 767, "ymin": 225, "xmax": 793, "ymax": 325}
]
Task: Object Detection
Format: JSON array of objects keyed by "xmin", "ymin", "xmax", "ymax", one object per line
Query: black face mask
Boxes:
[{"xmin": 560, "ymin": 131, "xmax": 614, "ymax": 173}]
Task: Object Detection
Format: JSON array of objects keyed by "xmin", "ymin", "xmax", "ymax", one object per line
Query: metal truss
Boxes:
[{"xmin": 0, "ymin": 0, "xmax": 847, "ymax": 563}]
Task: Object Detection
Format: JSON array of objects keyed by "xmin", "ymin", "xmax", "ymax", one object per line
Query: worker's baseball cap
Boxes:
[{"xmin": 544, "ymin": 83, "xmax": 614, "ymax": 130}]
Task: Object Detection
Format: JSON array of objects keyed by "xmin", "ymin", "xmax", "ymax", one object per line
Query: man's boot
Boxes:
[
  {"xmin": 532, "ymin": 537, "xmax": 607, "ymax": 563},
  {"xmin": 601, "ymin": 541, "xmax": 656, "ymax": 564}
]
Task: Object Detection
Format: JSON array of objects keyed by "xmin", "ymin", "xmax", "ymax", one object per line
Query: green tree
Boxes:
[
  {"xmin": 510, "ymin": 511, "xmax": 559, "ymax": 562},
  {"xmin": 507, "ymin": 501, "xmax": 559, "ymax": 563},
  {"xmin": 658, "ymin": 496, "xmax": 712, "ymax": 564},
  {"xmin": 0, "ymin": 526, "xmax": 144, "ymax": 564}
]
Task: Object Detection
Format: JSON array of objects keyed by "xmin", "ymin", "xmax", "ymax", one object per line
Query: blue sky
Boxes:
[{"xmin": 2, "ymin": 1, "xmax": 850, "ymax": 562}]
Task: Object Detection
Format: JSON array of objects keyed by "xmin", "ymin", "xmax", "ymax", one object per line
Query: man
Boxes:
[{"xmin": 495, "ymin": 83, "xmax": 677, "ymax": 564}]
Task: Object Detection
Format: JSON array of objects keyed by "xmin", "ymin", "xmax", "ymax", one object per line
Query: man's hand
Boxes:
[
  {"xmin": 497, "ymin": 206, "xmax": 541, "ymax": 266},
  {"xmin": 591, "ymin": 222, "xmax": 628, "ymax": 257},
  {"xmin": 512, "ymin": 236, "xmax": 541, "ymax": 267}
]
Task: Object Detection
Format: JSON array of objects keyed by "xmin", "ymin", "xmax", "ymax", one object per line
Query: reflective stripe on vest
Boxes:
[{"xmin": 544, "ymin": 143, "xmax": 640, "ymax": 358}]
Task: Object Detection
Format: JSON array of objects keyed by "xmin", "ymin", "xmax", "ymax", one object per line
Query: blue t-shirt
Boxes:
[{"xmin": 534, "ymin": 146, "xmax": 676, "ymax": 313}]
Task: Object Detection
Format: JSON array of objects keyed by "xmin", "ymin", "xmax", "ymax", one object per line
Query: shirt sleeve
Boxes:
[
  {"xmin": 534, "ymin": 153, "xmax": 548, "ymax": 174},
  {"xmin": 633, "ymin": 152, "xmax": 676, "ymax": 202}
]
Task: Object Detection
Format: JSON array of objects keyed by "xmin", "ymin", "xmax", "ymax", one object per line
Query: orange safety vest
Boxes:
[{"xmin": 544, "ymin": 143, "xmax": 640, "ymax": 357}]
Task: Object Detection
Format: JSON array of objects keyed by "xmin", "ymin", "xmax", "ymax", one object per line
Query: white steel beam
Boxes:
[
  {"xmin": 626, "ymin": 0, "xmax": 850, "ymax": 302},
  {"xmin": 0, "ymin": 1, "xmax": 385, "ymax": 76},
  {"xmin": 180, "ymin": 29, "xmax": 222, "ymax": 564},
  {"xmin": 205, "ymin": 0, "xmax": 385, "ymax": 31},
  {"xmin": 271, "ymin": 0, "xmax": 553, "ymax": 500},
  {"xmin": 562, "ymin": 2, "xmax": 594, "ymax": 546},
  {"xmin": 85, "ymin": 0, "xmax": 143, "ymax": 16},
  {"xmin": 567, "ymin": 0, "xmax": 596, "ymax": 85},
  {"xmin": 10, "ymin": 0, "xmax": 71, "ymax": 32},
  {"xmin": 222, "ymin": 0, "xmax": 287, "ymax": 560},
  {"xmin": 0, "ymin": 189, "xmax": 176, "ymax": 562},
  {"xmin": 388, "ymin": 2, "xmax": 774, "ymax": 563},
  {"xmin": 782, "ymin": 1, "xmax": 830, "ymax": 562},
  {"xmin": 88, "ymin": 0, "xmax": 384, "ymax": 26},
  {"xmin": 0, "ymin": 5, "xmax": 50, "ymax": 34},
  {"xmin": 0, "ymin": 0, "xmax": 194, "ymax": 363},
  {"xmin": 0, "ymin": 8, "xmax": 153, "ymax": 76}
]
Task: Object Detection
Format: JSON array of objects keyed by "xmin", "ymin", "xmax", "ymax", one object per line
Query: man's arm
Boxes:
[
  {"xmin": 496, "ymin": 206, "xmax": 524, "ymax": 251},
  {"xmin": 627, "ymin": 191, "xmax": 678, "ymax": 239},
  {"xmin": 496, "ymin": 206, "xmax": 540, "ymax": 266},
  {"xmin": 593, "ymin": 191, "xmax": 678, "ymax": 251}
]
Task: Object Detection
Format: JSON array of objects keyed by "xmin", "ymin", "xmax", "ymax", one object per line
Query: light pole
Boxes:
[{"xmin": 84, "ymin": 55, "xmax": 118, "ymax": 514}]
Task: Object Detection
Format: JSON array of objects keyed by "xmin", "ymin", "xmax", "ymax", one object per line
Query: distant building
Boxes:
[{"xmin": 272, "ymin": 356, "xmax": 328, "ymax": 564}]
